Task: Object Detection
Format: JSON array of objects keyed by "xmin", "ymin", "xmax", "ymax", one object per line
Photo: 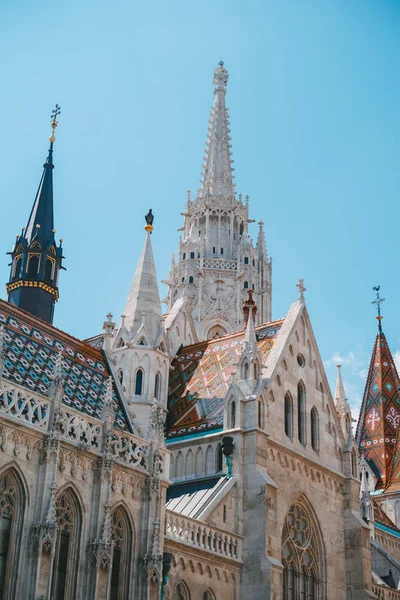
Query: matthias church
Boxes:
[{"xmin": 0, "ymin": 62, "xmax": 400, "ymax": 600}]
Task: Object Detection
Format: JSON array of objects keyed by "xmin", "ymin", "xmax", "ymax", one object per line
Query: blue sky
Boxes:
[{"xmin": 1, "ymin": 0, "xmax": 399, "ymax": 419}]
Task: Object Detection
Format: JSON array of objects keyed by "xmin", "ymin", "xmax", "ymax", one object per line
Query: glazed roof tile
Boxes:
[
  {"xmin": 357, "ymin": 332, "xmax": 400, "ymax": 487},
  {"xmin": 0, "ymin": 300, "xmax": 130, "ymax": 431},
  {"xmin": 167, "ymin": 319, "xmax": 283, "ymax": 440}
]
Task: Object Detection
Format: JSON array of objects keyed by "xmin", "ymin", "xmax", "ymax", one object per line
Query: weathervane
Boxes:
[
  {"xmin": 372, "ymin": 285, "xmax": 385, "ymax": 333},
  {"xmin": 50, "ymin": 104, "xmax": 61, "ymax": 143}
]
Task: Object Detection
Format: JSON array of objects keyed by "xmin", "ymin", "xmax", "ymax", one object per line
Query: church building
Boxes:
[{"xmin": 0, "ymin": 62, "xmax": 397, "ymax": 600}]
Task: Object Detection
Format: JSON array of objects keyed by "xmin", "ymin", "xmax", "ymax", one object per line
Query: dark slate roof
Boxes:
[
  {"xmin": 0, "ymin": 300, "xmax": 130, "ymax": 431},
  {"xmin": 166, "ymin": 475, "xmax": 226, "ymax": 518},
  {"xmin": 167, "ymin": 319, "xmax": 283, "ymax": 440}
]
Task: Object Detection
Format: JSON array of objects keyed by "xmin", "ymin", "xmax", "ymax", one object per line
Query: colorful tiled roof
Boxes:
[
  {"xmin": 167, "ymin": 319, "xmax": 283, "ymax": 440},
  {"xmin": 357, "ymin": 332, "xmax": 400, "ymax": 487},
  {"xmin": 0, "ymin": 300, "xmax": 130, "ymax": 431}
]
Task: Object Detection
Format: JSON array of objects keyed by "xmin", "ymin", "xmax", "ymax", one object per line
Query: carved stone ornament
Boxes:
[
  {"xmin": 43, "ymin": 431, "xmax": 60, "ymax": 461},
  {"xmin": 89, "ymin": 538, "xmax": 114, "ymax": 570},
  {"xmin": 32, "ymin": 521, "xmax": 57, "ymax": 553},
  {"xmin": 142, "ymin": 554, "xmax": 163, "ymax": 583}
]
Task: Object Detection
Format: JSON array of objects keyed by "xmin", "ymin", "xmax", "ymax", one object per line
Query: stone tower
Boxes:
[
  {"xmin": 164, "ymin": 62, "xmax": 272, "ymax": 341},
  {"xmin": 6, "ymin": 106, "xmax": 64, "ymax": 324}
]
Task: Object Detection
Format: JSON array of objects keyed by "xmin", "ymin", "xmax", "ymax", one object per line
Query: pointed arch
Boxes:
[
  {"xmin": 110, "ymin": 504, "xmax": 133, "ymax": 600},
  {"xmin": 311, "ymin": 406, "xmax": 319, "ymax": 452},
  {"xmin": 51, "ymin": 486, "xmax": 82, "ymax": 600},
  {"xmin": 135, "ymin": 368, "xmax": 144, "ymax": 396},
  {"xmin": 205, "ymin": 445, "xmax": 214, "ymax": 475},
  {"xmin": 282, "ymin": 494, "xmax": 326, "ymax": 599},
  {"xmin": 229, "ymin": 399, "xmax": 236, "ymax": 429},
  {"xmin": 175, "ymin": 580, "xmax": 191, "ymax": 599},
  {"xmin": 285, "ymin": 392, "xmax": 293, "ymax": 439},
  {"xmin": 202, "ymin": 590, "xmax": 216, "ymax": 600},
  {"xmin": 27, "ymin": 253, "xmax": 40, "ymax": 275},
  {"xmin": 154, "ymin": 372, "xmax": 161, "ymax": 400},
  {"xmin": 0, "ymin": 466, "xmax": 26, "ymax": 599},
  {"xmin": 176, "ymin": 452, "xmax": 184, "ymax": 479},
  {"xmin": 185, "ymin": 449, "xmax": 194, "ymax": 477},
  {"xmin": 195, "ymin": 447, "xmax": 204, "ymax": 477},
  {"xmin": 297, "ymin": 381, "xmax": 306, "ymax": 445},
  {"xmin": 351, "ymin": 449, "xmax": 358, "ymax": 478}
]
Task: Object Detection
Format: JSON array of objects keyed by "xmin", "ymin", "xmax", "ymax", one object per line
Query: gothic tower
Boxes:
[
  {"xmin": 6, "ymin": 106, "xmax": 64, "ymax": 324},
  {"xmin": 165, "ymin": 62, "xmax": 272, "ymax": 342}
]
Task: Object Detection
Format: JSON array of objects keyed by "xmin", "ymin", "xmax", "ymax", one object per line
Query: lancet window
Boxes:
[
  {"xmin": 0, "ymin": 469, "xmax": 24, "ymax": 599},
  {"xmin": 154, "ymin": 372, "xmax": 161, "ymax": 400},
  {"xmin": 311, "ymin": 407, "xmax": 319, "ymax": 452},
  {"xmin": 51, "ymin": 488, "xmax": 81, "ymax": 600},
  {"xmin": 135, "ymin": 369, "xmax": 144, "ymax": 395},
  {"xmin": 285, "ymin": 392, "xmax": 293, "ymax": 439},
  {"xmin": 27, "ymin": 254, "xmax": 40, "ymax": 275},
  {"xmin": 297, "ymin": 382, "xmax": 306, "ymax": 445},
  {"xmin": 282, "ymin": 499, "xmax": 324, "ymax": 600},
  {"xmin": 110, "ymin": 507, "xmax": 132, "ymax": 600}
]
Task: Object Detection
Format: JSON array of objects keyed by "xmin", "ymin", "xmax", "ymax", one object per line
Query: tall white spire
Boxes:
[
  {"xmin": 123, "ymin": 231, "xmax": 163, "ymax": 346},
  {"xmin": 198, "ymin": 61, "xmax": 235, "ymax": 199}
]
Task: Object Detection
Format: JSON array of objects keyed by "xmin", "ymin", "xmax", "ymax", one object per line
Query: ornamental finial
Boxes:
[
  {"xmin": 145, "ymin": 209, "xmax": 154, "ymax": 233},
  {"xmin": 296, "ymin": 278, "xmax": 306, "ymax": 301},
  {"xmin": 372, "ymin": 286, "xmax": 385, "ymax": 333},
  {"xmin": 49, "ymin": 104, "xmax": 61, "ymax": 143},
  {"xmin": 213, "ymin": 60, "xmax": 228, "ymax": 93}
]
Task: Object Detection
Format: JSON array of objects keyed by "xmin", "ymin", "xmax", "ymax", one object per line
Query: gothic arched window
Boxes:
[
  {"xmin": 0, "ymin": 469, "xmax": 25, "ymax": 599},
  {"xmin": 282, "ymin": 498, "xmax": 324, "ymax": 600},
  {"xmin": 110, "ymin": 507, "xmax": 132, "ymax": 600},
  {"xmin": 190, "ymin": 252, "xmax": 195, "ymax": 259},
  {"xmin": 13, "ymin": 256, "xmax": 22, "ymax": 279},
  {"xmin": 175, "ymin": 582, "xmax": 191, "ymax": 600},
  {"xmin": 230, "ymin": 400, "xmax": 236, "ymax": 428},
  {"xmin": 135, "ymin": 369, "xmax": 143, "ymax": 396},
  {"xmin": 244, "ymin": 281, "xmax": 249, "ymax": 289},
  {"xmin": 45, "ymin": 258, "xmax": 54, "ymax": 280},
  {"xmin": 284, "ymin": 393, "xmax": 293, "ymax": 439},
  {"xmin": 243, "ymin": 362, "xmax": 249, "ymax": 379},
  {"xmin": 189, "ymin": 276, "xmax": 194, "ymax": 284},
  {"xmin": 154, "ymin": 372, "xmax": 161, "ymax": 400},
  {"xmin": 51, "ymin": 488, "xmax": 81, "ymax": 600},
  {"xmin": 176, "ymin": 452, "xmax": 184, "ymax": 479},
  {"xmin": 311, "ymin": 407, "xmax": 319, "ymax": 452},
  {"xmin": 117, "ymin": 369, "xmax": 123, "ymax": 385},
  {"xmin": 297, "ymin": 382, "xmax": 306, "ymax": 445},
  {"xmin": 27, "ymin": 254, "xmax": 40, "ymax": 275}
]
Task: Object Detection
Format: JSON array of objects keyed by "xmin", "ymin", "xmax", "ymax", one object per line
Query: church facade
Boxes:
[{"xmin": 0, "ymin": 63, "xmax": 398, "ymax": 600}]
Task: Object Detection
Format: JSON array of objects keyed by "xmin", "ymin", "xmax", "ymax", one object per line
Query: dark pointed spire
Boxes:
[{"xmin": 6, "ymin": 105, "xmax": 64, "ymax": 324}]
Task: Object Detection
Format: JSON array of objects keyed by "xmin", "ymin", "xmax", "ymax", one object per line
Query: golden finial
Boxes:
[
  {"xmin": 145, "ymin": 209, "xmax": 154, "ymax": 233},
  {"xmin": 49, "ymin": 104, "xmax": 61, "ymax": 143}
]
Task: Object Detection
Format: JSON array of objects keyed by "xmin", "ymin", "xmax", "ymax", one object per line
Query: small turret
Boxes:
[{"xmin": 6, "ymin": 106, "xmax": 64, "ymax": 324}]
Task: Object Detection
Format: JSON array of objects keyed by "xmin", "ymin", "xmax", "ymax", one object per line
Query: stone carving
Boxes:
[
  {"xmin": 0, "ymin": 381, "xmax": 49, "ymax": 429},
  {"xmin": 142, "ymin": 554, "xmax": 163, "ymax": 583}
]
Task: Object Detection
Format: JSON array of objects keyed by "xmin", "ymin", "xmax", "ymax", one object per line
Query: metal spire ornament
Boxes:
[{"xmin": 372, "ymin": 286, "xmax": 385, "ymax": 334}]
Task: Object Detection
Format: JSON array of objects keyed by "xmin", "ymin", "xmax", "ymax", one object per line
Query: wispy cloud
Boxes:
[{"xmin": 323, "ymin": 351, "xmax": 355, "ymax": 368}]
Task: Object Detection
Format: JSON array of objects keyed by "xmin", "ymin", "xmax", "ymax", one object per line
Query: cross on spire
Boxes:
[
  {"xmin": 49, "ymin": 104, "xmax": 61, "ymax": 143},
  {"xmin": 372, "ymin": 286, "xmax": 385, "ymax": 333},
  {"xmin": 297, "ymin": 278, "xmax": 306, "ymax": 301}
]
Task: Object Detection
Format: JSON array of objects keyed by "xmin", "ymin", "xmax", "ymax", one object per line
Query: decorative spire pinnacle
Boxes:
[
  {"xmin": 256, "ymin": 219, "xmax": 267, "ymax": 260},
  {"xmin": 372, "ymin": 286, "xmax": 385, "ymax": 334},
  {"xmin": 198, "ymin": 62, "xmax": 235, "ymax": 199},
  {"xmin": 334, "ymin": 365, "xmax": 350, "ymax": 417},
  {"xmin": 123, "ymin": 225, "xmax": 164, "ymax": 346},
  {"xmin": 296, "ymin": 278, "xmax": 306, "ymax": 301},
  {"xmin": 6, "ymin": 105, "xmax": 64, "ymax": 324}
]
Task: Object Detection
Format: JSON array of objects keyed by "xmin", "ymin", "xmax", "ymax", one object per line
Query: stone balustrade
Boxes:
[
  {"xmin": 372, "ymin": 583, "xmax": 400, "ymax": 599},
  {"xmin": 108, "ymin": 429, "xmax": 150, "ymax": 470},
  {"xmin": 165, "ymin": 510, "xmax": 242, "ymax": 562},
  {"xmin": 0, "ymin": 380, "xmax": 151, "ymax": 471},
  {"xmin": 0, "ymin": 379, "xmax": 50, "ymax": 429}
]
